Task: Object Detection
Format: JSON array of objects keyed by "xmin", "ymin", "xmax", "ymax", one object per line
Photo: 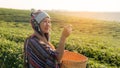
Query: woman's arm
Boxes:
[
  {"xmin": 33, "ymin": 24, "xmax": 72, "ymax": 62},
  {"xmin": 56, "ymin": 25, "xmax": 72, "ymax": 62}
]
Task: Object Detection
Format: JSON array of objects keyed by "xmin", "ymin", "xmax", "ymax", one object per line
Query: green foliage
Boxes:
[
  {"xmin": 0, "ymin": 8, "xmax": 30, "ymax": 22},
  {"xmin": 0, "ymin": 21, "xmax": 32, "ymax": 68},
  {"xmin": 0, "ymin": 38, "xmax": 23, "ymax": 68}
]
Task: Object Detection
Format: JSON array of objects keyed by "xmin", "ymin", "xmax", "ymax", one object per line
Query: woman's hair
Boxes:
[{"xmin": 30, "ymin": 9, "xmax": 50, "ymax": 41}]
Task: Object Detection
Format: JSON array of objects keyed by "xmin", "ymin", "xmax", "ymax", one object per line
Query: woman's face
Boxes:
[{"xmin": 40, "ymin": 17, "xmax": 51, "ymax": 33}]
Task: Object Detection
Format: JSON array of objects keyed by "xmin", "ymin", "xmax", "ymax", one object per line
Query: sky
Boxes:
[{"xmin": 0, "ymin": 0, "xmax": 120, "ymax": 12}]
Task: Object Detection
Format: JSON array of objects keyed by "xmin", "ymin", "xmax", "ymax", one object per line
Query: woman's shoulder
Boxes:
[
  {"xmin": 26, "ymin": 34, "xmax": 37, "ymax": 40},
  {"xmin": 24, "ymin": 35, "xmax": 36, "ymax": 43},
  {"xmin": 24, "ymin": 35, "xmax": 39, "ymax": 49}
]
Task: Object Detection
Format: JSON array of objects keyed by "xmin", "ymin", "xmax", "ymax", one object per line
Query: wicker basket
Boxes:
[{"xmin": 61, "ymin": 51, "xmax": 88, "ymax": 68}]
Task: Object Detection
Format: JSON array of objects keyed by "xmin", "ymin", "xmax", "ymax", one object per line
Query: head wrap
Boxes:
[
  {"xmin": 31, "ymin": 10, "xmax": 50, "ymax": 23},
  {"xmin": 30, "ymin": 10, "xmax": 50, "ymax": 41},
  {"xmin": 34, "ymin": 11, "xmax": 50, "ymax": 24}
]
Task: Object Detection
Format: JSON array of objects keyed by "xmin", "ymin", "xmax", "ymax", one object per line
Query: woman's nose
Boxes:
[
  {"xmin": 46, "ymin": 22, "xmax": 51, "ymax": 26},
  {"xmin": 44, "ymin": 23, "xmax": 51, "ymax": 28}
]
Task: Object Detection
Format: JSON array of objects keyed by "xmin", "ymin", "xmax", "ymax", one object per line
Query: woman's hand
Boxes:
[
  {"xmin": 56, "ymin": 24, "xmax": 72, "ymax": 62},
  {"xmin": 61, "ymin": 24, "xmax": 72, "ymax": 39}
]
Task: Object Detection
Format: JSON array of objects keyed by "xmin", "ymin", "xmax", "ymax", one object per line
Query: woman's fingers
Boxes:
[
  {"xmin": 62, "ymin": 24, "xmax": 72, "ymax": 38},
  {"xmin": 67, "ymin": 24, "xmax": 72, "ymax": 33},
  {"xmin": 65, "ymin": 24, "xmax": 72, "ymax": 34}
]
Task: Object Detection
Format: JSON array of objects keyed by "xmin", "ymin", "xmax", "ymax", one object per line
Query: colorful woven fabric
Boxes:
[{"xmin": 24, "ymin": 36, "xmax": 59, "ymax": 68}]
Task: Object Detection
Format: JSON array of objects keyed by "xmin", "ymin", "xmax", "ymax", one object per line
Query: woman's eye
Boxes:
[
  {"xmin": 48, "ymin": 22, "xmax": 51, "ymax": 23},
  {"xmin": 43, "ymin": 21, "xmax": 47, "ymax": 22}
]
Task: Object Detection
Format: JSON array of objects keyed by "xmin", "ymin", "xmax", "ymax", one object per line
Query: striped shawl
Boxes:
[{"xmin": 24, "ymin": 36, "xmax": 60, "ymax": 68}]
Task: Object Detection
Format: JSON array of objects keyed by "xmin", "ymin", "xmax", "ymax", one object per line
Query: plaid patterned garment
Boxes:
[{"xmin": 24, "ymin": 36, "xmax": 60, "ymax": 68}]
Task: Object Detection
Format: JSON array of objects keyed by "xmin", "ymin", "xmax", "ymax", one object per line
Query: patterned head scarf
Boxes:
[{"xmin": 30, "ymin": 9, "xmax": 50, "ymax": 41}]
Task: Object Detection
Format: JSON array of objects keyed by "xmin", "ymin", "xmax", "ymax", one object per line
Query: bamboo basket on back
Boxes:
[{"xmin": 61, "ymin": 51, "xmax": 88, "ymax": 68}]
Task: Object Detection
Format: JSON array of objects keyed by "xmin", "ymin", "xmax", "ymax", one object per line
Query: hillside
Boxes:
[
  {"xmin": 0, "ymin": 8, "xmax": 30, "ymax": 22},
  {"xmin": 0, "ymin": 8, "xmax": 120, "ymax": 68}
]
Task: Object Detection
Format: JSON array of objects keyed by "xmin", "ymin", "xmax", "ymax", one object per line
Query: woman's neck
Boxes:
[{"xmin": 33, "ymin": 32, "xmax": 48, "ymax": 43}]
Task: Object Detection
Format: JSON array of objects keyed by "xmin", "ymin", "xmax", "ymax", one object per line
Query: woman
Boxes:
[{"xmin": 24, "ymin": 10, "xmax": 72, "ymax": 68}]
